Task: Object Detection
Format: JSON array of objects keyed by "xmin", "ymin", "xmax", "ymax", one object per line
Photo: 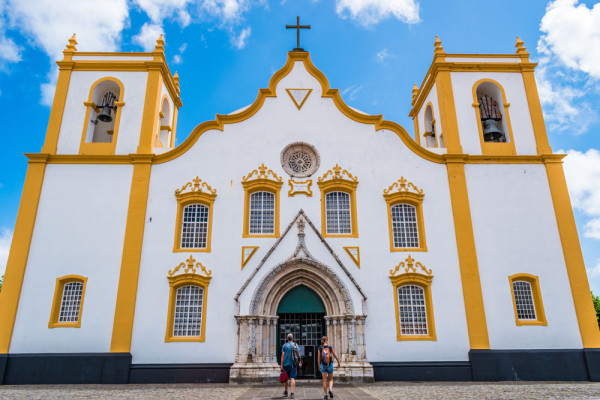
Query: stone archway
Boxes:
[{"xmin": 230, "ymin": 257, "xmax": 373, "ymax": 383}]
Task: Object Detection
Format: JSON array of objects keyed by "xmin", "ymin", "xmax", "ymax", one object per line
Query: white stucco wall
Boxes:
[
  {"xmin": 130, "ymin": 59, "xmax": 470, "ymax": 364},
  {"xmin": 10, "ymin": 164, "xmax": 133, "ymax": 353},
  {"xmin": 56, "ymin": 70, "xmax": 149, "ymax": 155},
  {"xmin": 465, "ymin": 163, "xmax": 582, "ymax": 349},
  {"xmin": 451, "ymin": 72, "xmax": 538, "ymax": 155}
]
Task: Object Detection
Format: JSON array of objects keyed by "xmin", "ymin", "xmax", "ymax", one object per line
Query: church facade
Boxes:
[{"xmin": 1, "ymin": 34, "xmax": 599, "ymax": 385}]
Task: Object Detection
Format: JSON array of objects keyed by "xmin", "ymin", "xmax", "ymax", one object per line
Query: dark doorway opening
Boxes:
[{"xmin": 277, "ymin": 285, "xmax": 327, "ymax": 379}]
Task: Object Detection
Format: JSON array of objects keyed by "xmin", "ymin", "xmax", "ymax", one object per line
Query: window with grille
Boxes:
[
  {"xmin": 391, "ymin": 203, "xmax": 419, "ymax": 248},
  {"xmin": 513, "ymin": 280, "xmax": 537, "ymax": 320},
  {"xmin": 249, "ymin": 191, "xmax": 275, "ymax": 234},
  {"xmin": 58, "ymin": 281, "xmax": 84, "ymax": 323},
  {"xmin": 325, "ymin": 191, "xmax": 352, "ymax": 234},
  {"xmin": 173, "ymin": 285, "xmax": 204, "ymax": 337},
  {"xmin": 181, "ymin": 203, "xmax": 209, "ymax": 248},
  {"xmin": 397, "ymin": 285, "xmax": 428, "ymax": 335}
]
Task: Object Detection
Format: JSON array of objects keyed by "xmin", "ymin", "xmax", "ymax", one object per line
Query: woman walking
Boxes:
[{"xmin": 317, "ymin": 336, "xmax": 340, "ymax": 399}]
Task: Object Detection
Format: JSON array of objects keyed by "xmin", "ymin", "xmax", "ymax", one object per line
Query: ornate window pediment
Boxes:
[
  {"xmin": 173, "ymin": 177, "xmax": 217, "ymax": 252},
  {"xmin": 389, "ymin": 255, "xmax": 436, "ymax": 341},
  {"xmin": 383, "ymin": 177, "xmax": 427, "ymax": 252}
]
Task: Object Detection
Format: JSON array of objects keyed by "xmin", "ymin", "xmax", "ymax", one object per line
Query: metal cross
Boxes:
[{"xmin": 286, "ymin": 16, "xmax": 310, "ymax": 51}]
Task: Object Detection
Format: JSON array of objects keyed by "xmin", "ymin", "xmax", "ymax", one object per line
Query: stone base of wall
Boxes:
[{"xmin": 228, "ymin": 361, "xmax": 374, "ymax": 383}]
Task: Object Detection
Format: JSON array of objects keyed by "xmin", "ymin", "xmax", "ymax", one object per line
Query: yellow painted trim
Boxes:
[
  {"xmin": 521, "ymin": 69, "xmax": 552, "ymax": 154},
  {"xmin": 110, "ymin": 155, "xmax": 153, "ymax": 353},
  {"xmin": 285, "ymin": 88, "xmax": 313, "ymax": 110},
  {"xmin": 471, "ymin": 79, "xmax": 516, "ymax": 156},
  {"xmin": 48, "ymin": 275, "xmax": 88, "ymax": 328},
  {"xmin": 153, "ymin": 52, "xmax": 445, "ymax": 165},
  {"xmin": 389, "ymin": 257, "xmax": 436, "ymax": 341},
  {"xmin": 41, "ymin": 67, "xmax": 72, "ymax": 154},
  {"xmin": 0, "ymin": 156, "xmax": 48, "ymax": 352},
  {"xmin": 165, "ymin": 273, "xmax": 211, "ymax": 343},
  {"xmin": 171, "ymin": 106, "xmax": 179, "ymax": 148},
  {"xmin": 137, "ymin": 70, "xmax": 163, "ymax": 153},
  {"xmin": 446, "ymin": 159, "xmax": 490, "ymax": 349},
  {"xmin": 79, "ymin": 77, "xmax": 125, "ymax": 155},
  {"xmin": 317, "ymin": 165, "xmax": 359, "ymax": 238},
  {"xmin": 241, "ymin": 246, "xmax": 259, "ymax": 270},
  {"xmin": 545, "ymin": 160, "xmax": 600, "ymax": 347},
  {"xmin": 434, "ymin": 68, "xmax": 463, "ymax": 153},
  {"xmin": 508, "ymin": 273, "xmax": 547, "ymax": 326},
  {"xmin": 242, "ymin": 165, "xmax": 283, "ymax": 238},
  {"xmin": 288, "ymin": 179, "xmax": 313, "ymax": 197},
  {"xmin": 413, "ymin": 116, "xmax": 421, "ymax": 145},
  {"xmin": 384, "ymin": 191, "xmax": 427, "ymax": 252},
  {"xmin": 343, "ymin": 246, "xmax": 360, "ymax": 268},
  {"xmin": 173, "ymin": 177, "xmax": 217, "ymax": 253}
]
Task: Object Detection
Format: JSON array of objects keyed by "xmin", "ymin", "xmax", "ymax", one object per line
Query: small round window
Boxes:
[{"xmin": 281, "ymin": 142, "xmax": 320, "ymax": 178}]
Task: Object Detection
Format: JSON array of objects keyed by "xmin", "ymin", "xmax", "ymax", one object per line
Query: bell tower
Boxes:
[{"xmin": 41, "ymin": 34, "xmax": 182, "ymax": 156}]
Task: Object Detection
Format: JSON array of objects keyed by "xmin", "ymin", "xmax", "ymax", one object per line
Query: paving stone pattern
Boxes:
[{"xmin": 1, "ymin": 382, "xmax": 600, "ymax": 399}]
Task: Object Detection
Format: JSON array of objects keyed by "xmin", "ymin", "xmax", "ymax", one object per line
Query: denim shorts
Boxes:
[
  {"xmin": 320, "ymin": 363, "xmax": 334, "ymax": 374},
  {"xmin": 284, "ymin": 365, "xmax": 297, "ymax": 379}
]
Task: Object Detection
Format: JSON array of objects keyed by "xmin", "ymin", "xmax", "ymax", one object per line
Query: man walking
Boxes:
[{"xmin": 280, "ymin": 333, "xmax": 301, "ymax": 398}]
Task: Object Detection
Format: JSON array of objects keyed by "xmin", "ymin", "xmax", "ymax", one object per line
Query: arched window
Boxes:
[
  {"xmin": 80, "ymin": 78, "xmax": 124, "ymax": 155},
  {"xmin": 325, "ymin": 191, "xmax": 352, "ymax": 234},
  {"xmin": 173, "ymin": 176, "xmax": 217, "ymax": 253},
  {"xmin": 390, "ymin": 203, "xmax": 419, "ymax": 248},
  {"xmin": 317, "ymin": 164, "xmax": 359, "ymax": 238},
  {"xmin": 48, "ymin": 275, "xmax": 88, "ymax": 328},
  {"xmin": 509, "ymin": 273, "xmax": 547, "ymax": 326},
  {"xmin": 249, "ymin": 191, "xmax": 275, "ymax": 234},
  {"xmin": 242, "ymin": 164, "xmax": 283, "ymax": 238},
  {"xmin": 472, "ymin": 79, "xmax": 516, "ymax": 155},
  {"xmin": 155, "ymin": 96, "xmax": 172, "ymax": 149},
  {"xmin": 173, "ymin": 285, "xmax": 204, "ymax": 337},
  {"xmin": 423, "ymin": 104, "xmax": 437, "ymax": 148},
  {"xmin": 397, "ymin": 285, "xmax": 428, "ymax": 335},
  {"xmin": 181, "ymin": 203, "xmax": 209, "ymax": 249}
]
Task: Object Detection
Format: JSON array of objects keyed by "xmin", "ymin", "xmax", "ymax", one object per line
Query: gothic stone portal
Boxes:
[{"xmin": 229, "ymin": 258, "xmax": 374, "ymax": 383}]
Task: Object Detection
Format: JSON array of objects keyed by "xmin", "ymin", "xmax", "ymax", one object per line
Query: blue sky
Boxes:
[{"xmin": 1, "ymin": 0, "xmax": 600, "ymax": 293}]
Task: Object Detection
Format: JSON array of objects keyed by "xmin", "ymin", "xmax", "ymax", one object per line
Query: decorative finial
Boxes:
[
  {"xmin": 411, "ymin": 83, "xmax": 419, "ymax": 104},
  {"xmin": 155, "ymin": 34, "xmax": 165, "ymax": 52},
  {"xmin": 66, "ymin": 34, "xmax": 77, "ymax": 52},
  {"xmin": 173, "ymin": 71, "xmax": 180, "ymax": 90},
  {"xmin": 297, "ymin": 216, "xmax": 305, "ymax": 234},
  {"xmin": 434, "ymin": 36, "xmax": 445, "ymax": 55},
  {"xmin": 515, "ymin": 36, "xmax": 528, "ymax": 54}
]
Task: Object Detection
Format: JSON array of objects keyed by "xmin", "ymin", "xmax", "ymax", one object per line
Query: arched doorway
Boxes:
[{"xmin": 277, "ymin": 285, "xmax": 326, "ymax": 379}]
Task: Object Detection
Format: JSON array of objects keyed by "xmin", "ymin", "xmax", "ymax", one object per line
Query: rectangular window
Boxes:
[
  {"xmin": 325, "ymin": 191, "xmax": 352, "ymax": 234},
  {"xmin": 181, "ymin": 204, "xmax": 209, "ymax": 248},
  {"xmin": 391, "ymin": 204, "xmax": 419, "ymax": 248},
  {"xmin": 173, "ymin": 285, "xmax": 204, "ymax": 337},
  {"xmin": 397, "ymin": 285, "xmax": 428, "ymax": 335},
  {"xmin": 512, "ymin": 281, "xmax": 537, "ymax": 320},
  {"xmin": 58, "ymin": 281, "xmax": 84, "ymax": 323},
  {"xmin": 249, "ymin": 191, "xmax": 275, "ymax": 234}
]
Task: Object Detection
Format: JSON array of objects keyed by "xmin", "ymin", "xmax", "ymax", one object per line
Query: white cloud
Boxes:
[
  {"xmin": 232, "ymin": 27, "xmax": 251, "ymax": 49},
  {"xmin": 561, "ymin": 148, "xmax": 600, "ymax": 240},
  {"xmin": 335, "ymin": 0, "xmax": 420, "ymax": 26},
  {"xmin": 200, "ymin": 0, "xmax": 252, "ymax": 23},
  {"xmin": 0, "ymin": 35, "xmax": 21, "ymax": 64},
  {"xmin": 540, "ymin": 0, "xmax": 600, "ymax": 78},
  {"xmin": 375, "ymin": 47, "xmax": 392, "ymax": 64},
  {"xmin": 173, "ymin": 54, "xmax": 183, "ymax": 64},
  {"xmin": 133, "ymin": 22, "xmax": 164, "ymax": 52},
  {"xmin": 134, "ymin": 0, "xmax": 193, "ymax": 27},
  {"xmin": 0, "ymin": 227, "xmax": 13, "ymax": 278},
  {"xmin": 342, "ymin": 84, "xmax": 364, "ymax": 101}
]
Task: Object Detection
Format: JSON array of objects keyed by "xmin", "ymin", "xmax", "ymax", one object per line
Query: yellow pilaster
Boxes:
[
  {"xmin": 446, "ymin": 157, "xmax": 490, "ymax": 349},
  {"xmin": 545, "ymin": 159, "xmax": 600, "ymax": 347},
  {"xmin": 41, "ymin": 35, "xmax": 78, "ymax": 154},
  {"xmin": 137, "ymin": 69, "xmax": 163, "ymax": 153},
  {"xmin": 0, "ymin": 154, "xmax": 48, "ymax": 352},
  {"xmin": 109, "ymin": 155, "xmax": 153, "ymax": 352}
]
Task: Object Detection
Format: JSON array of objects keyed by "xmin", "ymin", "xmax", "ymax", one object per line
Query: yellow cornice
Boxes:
[
  {"xmin": 56, "ymin": 59, "xmax": 181, "ymax": 107},
  {"xmin": 410, "ymin": 60, "xmax": 537, "ymax": 118}
]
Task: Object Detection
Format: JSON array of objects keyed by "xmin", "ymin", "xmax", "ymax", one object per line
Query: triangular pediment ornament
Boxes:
[
  {"xmin": 344, "ymin": 246, "xmax": 360, "ymax": 268},
  {"xmin": 286, "ymin": 88, "xmax": 312, "ymax": 110},
  {"xmin": 234, "ymin": 209, "xmax": 367, "ymax": 301}
]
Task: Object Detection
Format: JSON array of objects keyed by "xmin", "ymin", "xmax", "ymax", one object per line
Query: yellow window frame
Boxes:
[
  {"xmin": 384, "ymin": 191, "xmax": 427, "ymax": 252},
  {"xmin": 317, "ymin": 164, "xmax": 359, "ymax": 238},
  {"xmin": 242, "ymin": 164, "xmax": 283, "ymax": 238},
  {"xmin": 48, "ymin": 275, "xmax": 88, "ymax": 328},
  {"xmin": 509, "ymin": 273, "xmax": 547, "ymax": 326}
]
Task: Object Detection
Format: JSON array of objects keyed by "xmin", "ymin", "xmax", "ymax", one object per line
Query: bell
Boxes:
[
  {"xmin": 97, "ymin": 106, "xmax": 113, "ymax": 123},
  {"xmin": 482, "ymin": 119, "xmax": 505, "ymax": 142}
]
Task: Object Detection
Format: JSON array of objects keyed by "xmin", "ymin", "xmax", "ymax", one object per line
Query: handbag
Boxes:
[{"xmin": 279, "ymin": 370, "xmax": 288, "ymax": 383}]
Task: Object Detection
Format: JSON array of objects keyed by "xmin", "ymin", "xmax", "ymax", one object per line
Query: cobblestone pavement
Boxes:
[{"xmin": 1, "ymin": 382, "xmax": 600, "ymax": 400}]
